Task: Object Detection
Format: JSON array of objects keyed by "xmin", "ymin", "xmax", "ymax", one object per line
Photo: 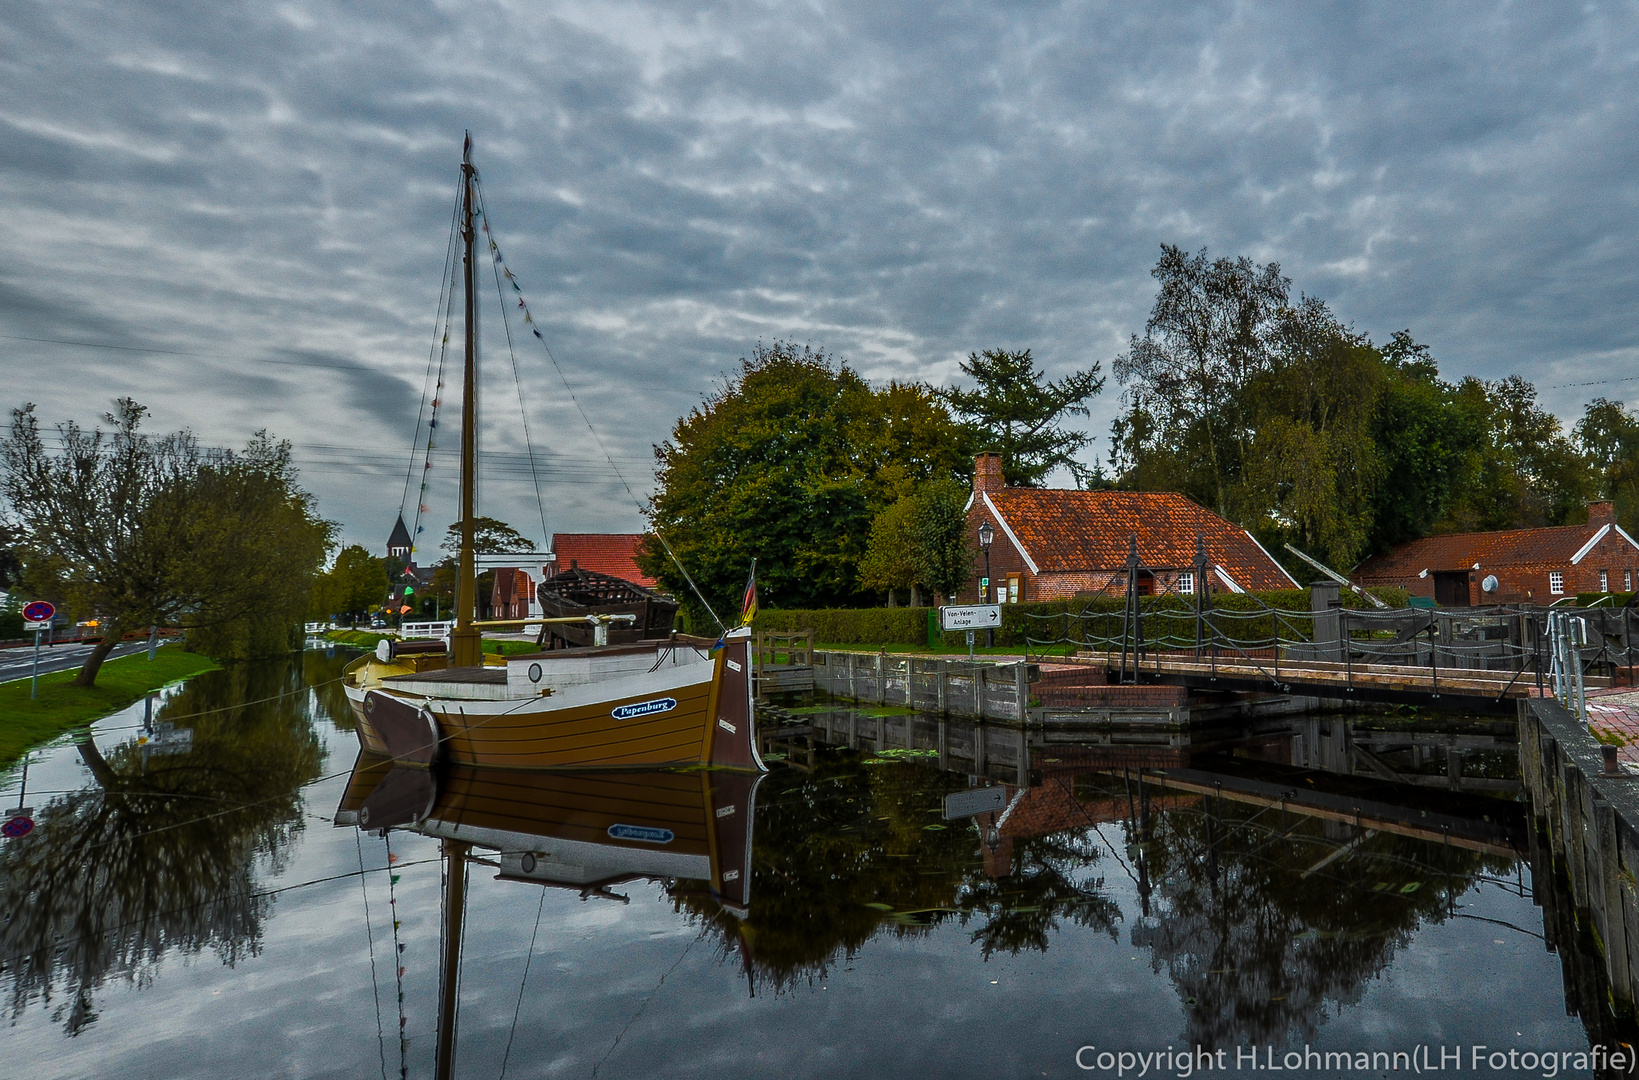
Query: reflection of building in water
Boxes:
[{"xmin": 765, "ymin": 703, "xmax": 1534, "ymax": 1045}]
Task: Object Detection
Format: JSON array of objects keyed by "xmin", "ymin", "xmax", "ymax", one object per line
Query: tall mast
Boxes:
[{"xmin": 449, "ymin": 132, "xmax": 482, "ymax": 668}]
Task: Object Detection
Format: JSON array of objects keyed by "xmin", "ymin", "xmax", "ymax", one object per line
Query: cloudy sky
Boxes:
[{"xmin": 2, "ymin": 0, "xmax": 1636, "ymax": 554}]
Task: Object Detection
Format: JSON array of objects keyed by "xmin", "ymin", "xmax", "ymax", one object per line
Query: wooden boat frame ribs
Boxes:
[{"xmin": 535, "ymin": 568, "xmax": 678, "ymax": 649}]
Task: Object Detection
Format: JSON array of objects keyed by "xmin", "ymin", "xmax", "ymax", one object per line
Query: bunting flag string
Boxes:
[{"xmin": 472, "ymin": 182, "xmax": 725, "ymax": 632}]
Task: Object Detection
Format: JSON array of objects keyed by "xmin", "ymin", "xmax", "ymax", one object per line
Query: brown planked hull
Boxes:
[{"xmin": 348, "ymin": 635, "xmax": 765, "ymax": 772}]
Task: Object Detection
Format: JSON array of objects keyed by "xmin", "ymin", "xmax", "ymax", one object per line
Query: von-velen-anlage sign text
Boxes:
[{"xmin": 940, "ymin": 605, "xmax": 1001, "ymax": 631}]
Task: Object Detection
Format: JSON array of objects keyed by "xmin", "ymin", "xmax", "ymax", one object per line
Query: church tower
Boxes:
[{"xmin": 386, "ymin": 515, "xmax": 413, "ymax": 560}]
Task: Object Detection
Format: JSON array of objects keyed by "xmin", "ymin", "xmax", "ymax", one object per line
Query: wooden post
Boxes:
[
  {"xmin": 1015, "ymin": 660, "xmax": 1029, "ymax": 724},
  {"xmin": 937, "ymin": 660, "xmax": 948, "ymax": 715},
  {"xmin": 906, "ymin": 657, "xmax": 915, "ymax": 707},
  {"xmin": 877, "ymin": 651, "xmax": 886, "ymax": 704},
  {"xmin": 938, "ymin": 717, "xmax": 948, "ymax": 769}
]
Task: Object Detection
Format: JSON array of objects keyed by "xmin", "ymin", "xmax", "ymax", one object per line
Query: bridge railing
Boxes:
[{"xmin": 1021, "ymin": 566, "xmax": 1637, "ymax": 704}]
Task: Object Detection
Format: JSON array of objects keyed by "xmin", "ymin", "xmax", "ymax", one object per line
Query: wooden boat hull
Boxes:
[{"xmin": 349, "ymin": 635, "xmax": 764, "ymax": 772}]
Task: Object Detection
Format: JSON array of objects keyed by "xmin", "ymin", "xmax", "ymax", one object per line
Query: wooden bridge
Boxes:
[
  {"xmin": 1028, "ymin": 580, "xmax": 1637, "ymax": 716},
  {"xmin": 1068, "ymin": 650, "xmax": 1564, "ymax": 715}
]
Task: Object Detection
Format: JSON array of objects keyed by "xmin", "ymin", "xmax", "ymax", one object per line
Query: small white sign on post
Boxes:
[
  {"xmin": 23, "ymin": 620, "xmax": 50, "ymax": 631},
  {"xmin": 940, "ymin": 605, "xmax": 1001, "ymax": 631},
  {"xmin": 944, "ymin": 786, "xmax": 1008, "ymax": 819}
]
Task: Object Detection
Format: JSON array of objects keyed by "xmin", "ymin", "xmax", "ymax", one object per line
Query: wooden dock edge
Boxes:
[{"xmin": 1519, "ymin": 695, "xmax": 1639, "ymax": 1018}]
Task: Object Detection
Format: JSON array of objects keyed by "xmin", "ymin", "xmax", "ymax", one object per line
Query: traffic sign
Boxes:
[
  {"xmin": 23, "ymin": 620, "xmax": 50, "ymax": 631},
  {"xmin": 22, "ymin": 601, "xmax": 54, "ymax": 623},
  {"xmin": 941, "ymin": 604, "xmax": 1001, "ymax": 631},
  {"xmin": 2, "ymin": 813, "xmax": 34, "ymax": 839}
]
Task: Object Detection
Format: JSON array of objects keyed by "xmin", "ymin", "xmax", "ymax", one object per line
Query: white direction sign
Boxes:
[
  {"xmin": 944, "ymin": 786, "xmax": 1008, "ymax": 820},
  {"xmin": 940, "ymin": 604, "xmax": 1001, "ymax": 631}
]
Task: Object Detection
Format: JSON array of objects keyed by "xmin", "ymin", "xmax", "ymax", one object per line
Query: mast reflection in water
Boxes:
[{"xmin": 5, "ymin": 653, "xmax": 1624, "ymax": 1078}]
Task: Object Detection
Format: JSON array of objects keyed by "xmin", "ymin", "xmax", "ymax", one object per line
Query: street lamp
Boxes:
[{"xmin": 978, "ymin": 521, "xmax": 995, "ymax": 648}]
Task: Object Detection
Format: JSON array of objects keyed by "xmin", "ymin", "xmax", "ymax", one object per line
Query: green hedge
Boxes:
[
  {"xmin": 752, "ymin": 607, "xmax": 932, "ymax": 645},
  {"xmin": 751, "ymin": 586, "xmax": 1410, "ymax": 650},
  {"xmin": 1577, "ymin": 592, "xmax": 1636, "ymax": 609}
]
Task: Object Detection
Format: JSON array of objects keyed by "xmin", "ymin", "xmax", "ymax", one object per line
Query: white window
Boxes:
[
  {"xmin": 1549, "ymin": 571, "xmax": 1564, "ymax": 595},
  {"xmin": 1602, "ymin": 570, "xmax": 1610, "ymax": 593},
  {"xmin": 1177, "ymin": 572, "xmax": 1195, "ymax": 595},
  {"xmin": 1007, "ymin": 577, "xmax": 1020, "ymax": 604},
  {"xmin": 1628, "ymin": 569, "xmax": 1634, "ymax": 592}
]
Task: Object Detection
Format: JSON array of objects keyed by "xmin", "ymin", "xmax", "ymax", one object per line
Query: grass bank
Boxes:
[{"xmin": 0, "ymin": 646, "xmax": 221, "ymax": 767}]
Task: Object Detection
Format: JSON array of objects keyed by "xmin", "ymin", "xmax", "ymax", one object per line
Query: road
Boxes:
[{"xmin": 0, "ymin": 640, "xmax": 155, "ymax": 685}]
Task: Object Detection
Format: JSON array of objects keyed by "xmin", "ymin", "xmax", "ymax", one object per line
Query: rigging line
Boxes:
[
  {"xmin": 356, "ymin": 830, "xmax": 391, "ymax": 1080},
  {"xmin": 385, "ymin": 833, "xmax": 410, "ymax": 1080},
  {"xmin": 0, "ymin": 857, "xmax": 441, "ymax": 974},
  {"xmin": 591, "ymin": 929, "xmax": 704, "ymax": 1078},
  {"xmin": 401, "ymin": 178, "xmax": 465, "ymax": 520},
  {"xmin": 63, "ymin": 755, "xmax": 370, "ymax": 856},
  {"xmin": 499, "ymin": 886, "xmax": 548, "ymax": 1080},
  {"xmin": 475, "ymin": 192, "xmax": 549, "ymax": 548},
  {"xmin": 411, "ymin": 217, "xmax": 465, "ymax": 557},
  {"xmin": 471, "ymin": 178, "xmax": 725, "ymax": 633}
]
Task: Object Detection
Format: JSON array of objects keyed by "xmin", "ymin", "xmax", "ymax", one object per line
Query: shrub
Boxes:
[
  {"xmin": 752, "ymin": 607, "xmax": 932, "ymax": 645},
  {"xmin": 751, "ymin": 586, "xmax": 1408, "ymax": 650}
]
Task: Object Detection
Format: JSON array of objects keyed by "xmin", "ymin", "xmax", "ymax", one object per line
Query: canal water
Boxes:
[{"xmin": 0, "ymin": 648, "xmax": 1628, "ymax": 1078}]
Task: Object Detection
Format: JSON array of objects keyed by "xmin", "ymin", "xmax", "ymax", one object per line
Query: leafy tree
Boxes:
[
  {"xmin": 1238, "ymin": 298, "xmax": 1386, "ymax": 569},
  {"xmin": 910, "ymin": 480, "xmax": 973, "ymax": 603},
  {"xmin": 858, "ymin": 480, "xmax": 974, "ymax": 605},
  {"xmin": 1114, "ymin": 245, "xmax": 1290, "ymax": 516},
  {"xmin": 441, "ymin": 517, "xmax": 534, "ymax": 554},
  {"xmin": 639, "ymin": 341, "xmax": 970, "ymax": 617},
  {"xmin": 940, "ymin": 348, "xmax": 1103, "ymax": 487},
  {"xmin": 0, "ymin": 400, "xmax": 333, "ymax": 684},
  {"xmin": 1438, "ymin": 376, "xmax": 1592, "ymax": 532},
  {"xmin": 858, "ymin": 497, "xmax": 922, "ymax": 604},
  {"xmin": 1574, "ymin": 397, "xmax": 1639, "ymax": 532},
  {"xmin": 1364, "ymin": 332, "xmax": 1481, "ymax": 551},
  {"xmin": 316, "ymin": 544, "xmax": 390, "ymax": 622}
]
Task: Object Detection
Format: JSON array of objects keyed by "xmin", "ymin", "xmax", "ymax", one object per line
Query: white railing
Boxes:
[{"xmin": 400, "ymin": 620, "xmax": 453, "ymax": 641}]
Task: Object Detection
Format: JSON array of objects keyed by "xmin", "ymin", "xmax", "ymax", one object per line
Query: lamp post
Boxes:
[{"xmin": 978, "ymin": 521, "xmax": 995, "ymax": 648}]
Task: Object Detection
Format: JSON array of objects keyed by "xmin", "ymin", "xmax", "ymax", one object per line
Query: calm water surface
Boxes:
[{"xmin": 0, "ymin": 648, "xmax": 1625, "ymax": 1078}]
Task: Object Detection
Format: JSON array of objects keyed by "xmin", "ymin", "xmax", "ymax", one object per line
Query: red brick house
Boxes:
[
  {"xmin": 546, "ymin": 533, "xmax": 658, "ymax": 588},
  {"xmin": 1352, "ymin": 502, "xmax": 1639, "ymax": 605},
  {"xmin": 960, "ymin": 453, "xmax": 1298, "ymax": 603},
  {"xmin": 489, "ymin": 567, "xmax": 535, "ymax": 620}
]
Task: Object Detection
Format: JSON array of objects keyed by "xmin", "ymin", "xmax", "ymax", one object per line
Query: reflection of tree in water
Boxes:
[
  {"xmin": 674, "ymin": 752, "xmax": 1120, "ymax": 992},
  {"xmin": 1112, "ymin": 775, "xmax": 1508, "ymax": 1048},
  {"xmin": 0, "ymin": 655, "xmax": 324, "ymax": 1033}
]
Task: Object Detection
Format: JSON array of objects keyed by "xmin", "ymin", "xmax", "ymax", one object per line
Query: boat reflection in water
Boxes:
[{"xmin": 336, "ymin": 752, "xmax": 760, "ymax": 1078}]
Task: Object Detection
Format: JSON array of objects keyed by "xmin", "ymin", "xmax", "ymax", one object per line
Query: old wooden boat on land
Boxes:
[{"xmin": 341, "ymin": 133, "xmax": 762, "ymax": 774}]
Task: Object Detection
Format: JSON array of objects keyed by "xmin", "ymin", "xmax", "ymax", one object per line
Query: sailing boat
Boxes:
[
  {"xmin": 342, "ymin": 135, "xmax": 764, "ymax": 773},
  {"xmin": 336, "ymin": 750, "xmax": 761, "ymax": 1080}
]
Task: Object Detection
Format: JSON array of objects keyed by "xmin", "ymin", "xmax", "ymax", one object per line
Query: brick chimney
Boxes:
[
  {"xmin": 1589, "ymin": 501, "xmax": 1617, "ymax": 526},
  {"xmin": 974, "ymin": 452, "xmax": 1004, "ymax": 495}
]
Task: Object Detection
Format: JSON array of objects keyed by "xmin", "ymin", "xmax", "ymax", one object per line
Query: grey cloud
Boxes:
[{"xmin": 2, "ymin": 0, "xmax": 1636, "ymax": 549}]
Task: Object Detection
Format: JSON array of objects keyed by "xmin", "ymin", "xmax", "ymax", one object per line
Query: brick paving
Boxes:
[{"xmin": 1587, "ymin": 687, "xmax": 1639, "ymax": 762}]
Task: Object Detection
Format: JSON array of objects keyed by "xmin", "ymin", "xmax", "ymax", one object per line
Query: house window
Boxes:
[
  {"xmin": 1628, "ymin": 569, "xmax": 1634, "ymax": 592},
  {"xmin": 1177, "ymin": 571, "xmax": 1195, "ymax": 595},
  {"xmin": 1549, "ymin": 571, "xmax": 1564, "ymax": 595},
  {"xmin": 1602, "ymin": 569, "xmax": 1610, "ymax": 593},
  {"xmin": 1007, "ymin": 574, "xmax": 1021, "ymax": 604}
]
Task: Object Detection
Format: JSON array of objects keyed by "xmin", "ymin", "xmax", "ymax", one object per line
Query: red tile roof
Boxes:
[
  {"xmin": 984, "ymin": 489, "xmax": 1298, "ymax": 591},
  {"xmin": 550, "ymin": 533, "xmax": 657, "ymax": 588},
  {"xmin": 1353, "ymin": 523, "xmax": 1639, "ymax": 582}
]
